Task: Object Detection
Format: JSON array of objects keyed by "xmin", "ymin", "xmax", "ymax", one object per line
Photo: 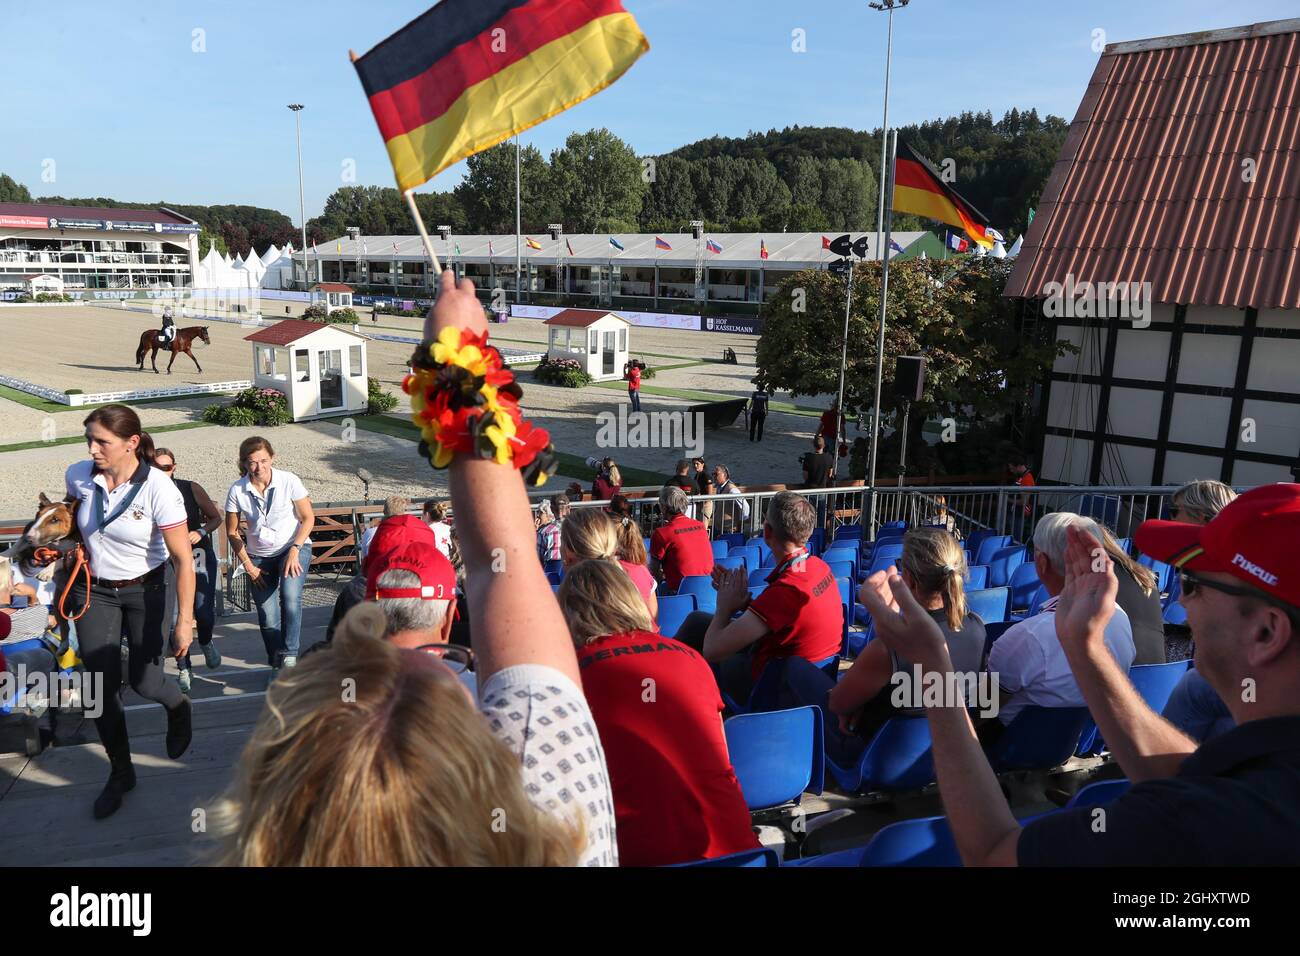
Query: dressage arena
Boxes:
[{"xmin": 0, "ymin": 303, "xmax": 427, "ymax": 399}]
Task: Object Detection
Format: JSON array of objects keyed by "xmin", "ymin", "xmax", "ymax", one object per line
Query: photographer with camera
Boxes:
[
  {"xmin": 587, "ymin": 456, "xmax": 623, "ymax": 502},
  {"xmin": 623, "ymin": 359, "xmax": 644, "ymax": 412}
]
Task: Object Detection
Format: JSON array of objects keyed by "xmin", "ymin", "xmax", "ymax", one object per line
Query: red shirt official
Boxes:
[
  {"xmin": 650, "ymin": 513, "xmax": 714, "ymax": 590},
  {"xmin": 577, "ymin": 630, "xmax": 758, "ymax": 866},
  {"xmin": 746, "ymin": 551, "xmax": 843, "ymax": 681}
]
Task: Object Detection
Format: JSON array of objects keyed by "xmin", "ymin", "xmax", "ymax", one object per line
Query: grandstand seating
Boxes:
[
  {"xmin": 1078, "ymin": 661, "xmax": 1191, "ymax": 755},
  {"xmin": 676, "ymin": 575, "xmax": 716, "ymax": 614},
  {"xmin": 670, "ymin": 846, "xmax": 781, "ymax": 868},
  {"xmin": 1008, "ymin": 562, "xmax": 1042, "ymax": 614},
  {"xmin": 724, "ymin": 705, "xmax": 825, "ymax": 811},
  {"xmin": 710, "ymin": 539, "xmax": 730, "ymax": 560},
  {"xmin": 825, "ymin": 715, "xmax": 934, "ymax": 793},
  {"xmin": 964, "ymin": 565, "xmax": 989, "ymax": 590},
  {"xmin": 1138, "ymin": 553, "xmax": 1173, "ymax": 593},
  {"xmin": 729, "ymin": 545, "xmax": 761, "ymax": 572},
  {"xmin": 974, "ymin": 535, "xmax": 1014, "ymax": 567},
  {"xmin": 825, "ymin": 560, "xmax": 854, "ymax": 582},
  {"xmin": 792, "ymin": 814, "xmax": 963, "ymax": 867},
  {"xmin": 714, "ymin": 556, "xmax": 745, "ymax": 573},
  {"xmin": 833, "ymin": 525, "xmax": 864, "ymax": 542}
]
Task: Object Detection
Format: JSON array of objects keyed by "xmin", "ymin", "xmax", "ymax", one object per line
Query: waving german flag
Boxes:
[
  {"xmin": 354, "ymin": 0, "xmax": 648, "ymax": 193},
  {"xmin": 892, "ymin": 141, "xmax": 997, "ymax": 249}
]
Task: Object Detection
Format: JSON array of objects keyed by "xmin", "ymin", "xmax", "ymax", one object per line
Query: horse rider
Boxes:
[{"xmin": 158, "ymin": 306, "xmax": 176, "ymax": 347}]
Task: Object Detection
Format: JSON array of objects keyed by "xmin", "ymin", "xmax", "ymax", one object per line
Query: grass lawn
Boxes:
[
  {"xmin": 0, "ymin": 383, "xmax": 238, "ymax": 415},
  {"xmin": 0, "ymin": 420, "xmax": 211, "ymax": 455}
]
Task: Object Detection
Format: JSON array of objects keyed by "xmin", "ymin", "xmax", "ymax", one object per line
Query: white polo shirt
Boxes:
[
  {"xmin": 65, "ymin": 459, "xmax": 187, "ymax": 581},
  {"xmin": 225, "ymin": 468, "xmax": 311, "ymax": 557},
  {"xmin": 987, "ymin": 595, "xmax": 1135, "ymax": 724}
]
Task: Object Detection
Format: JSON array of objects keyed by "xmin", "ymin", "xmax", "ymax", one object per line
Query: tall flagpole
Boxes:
[
  {"xmin": 866, "ymin": 129, "xmax": 898, "ymax": 536},
  {"xmin": 870, "ymin": 0, "xmax": 907, "ymax": 259},
  {"xmin": 515, "ymin": 135, "xmax": 522, "ymax": 304}
]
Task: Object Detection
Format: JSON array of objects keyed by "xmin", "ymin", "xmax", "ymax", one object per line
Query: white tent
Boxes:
[
  {"xmin": 1007, "ymin": 234, "xmax": 1024, "ymax": 258},
  {"xmin": 260, "ymin": 244, "xmax": 282, "ymax": 267},
  {"xmin": 989, "ymin": 240, "xmax": 1007, "ymax": 259}
]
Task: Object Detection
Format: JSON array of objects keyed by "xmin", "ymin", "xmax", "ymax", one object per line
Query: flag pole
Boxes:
[
  {"xmin": 866, "ymin": 129, "xmax": 898, "ymax": 538},
  {"xmin": 402, "ymin": 188, "xmax": 444, "ymax": 278}
]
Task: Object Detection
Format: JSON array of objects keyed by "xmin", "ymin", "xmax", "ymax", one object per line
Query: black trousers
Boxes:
[
  {"xmin": 674, "ymin": 610, "xmax": 755, "ymax": 704},
  {"xmin": 749, "ymin": 413, "xmax": 766, "ymax": 442},
  {"xmin": 72, "ymin": 570, "xmax": 182, "ymax": 763}
]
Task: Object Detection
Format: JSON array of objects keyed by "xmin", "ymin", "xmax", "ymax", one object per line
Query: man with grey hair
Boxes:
[
  {"xmin": 537, "ymin": 493, "xmax": 569, "ymax": 565},
  {"xmin": 987, "ymin": 512, "xmax": 1135, "ymax": 726},
  {"xmin": 649, "ymin": 484, "xmax": 713, "ymax": 591}
]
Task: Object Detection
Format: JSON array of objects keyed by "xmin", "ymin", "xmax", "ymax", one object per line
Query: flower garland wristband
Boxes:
[{"xmin": 403, "ymin": 327, "xmax": 559, "ymax": 487}]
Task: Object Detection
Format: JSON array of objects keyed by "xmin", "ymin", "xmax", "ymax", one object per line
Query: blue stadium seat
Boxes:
[
  {"xmin": 863, "ymin": 540, "xmax": 904, "ymax": 565},
  {"xmin": 964, "ymin": 565, "xmax": 989, "ymax": 590},
  {"xmin": 1163, "ymin": 600, "xmax": 1188, "ymax": 625},
  {"xmin": 747, "ymin": 584, "xmax": 767, "ymax": 602},
  {"xmin": 826, "ymin": 560, "xmax": 854, "ymax": 582},
  {"xmin": 1138, "ymin": 553, "xmax": 1173, "ymax": 593},
  {"xmin": 744, "ymin": 655, "xmax": 839, "ymax": 714},
  {"xmin": 711, "ymin": 539, "xmax": 730, "ymax": 560},
  {"xmin": 656, "ymin": 594, "xmax": 697, "ymax": 638},
  {"xmin": 747, "ymin": 567, "xmax": 772, "ymax": 587},
  {"xmin": 986, "ymin": 706, "xmax": 1090, "ymax": 772},
  {"xmin": 747, "ymin": 536, "xmax": 773, "ymax": 567},
  {"xmin": 1161, "ymin": 571, "xmax": 1183, "ymax": 609},
  {"xmin": 1080, "ymin": 661, "xmax": 1191, "ymax": 756},
  {"xmin": 825, "ymin": 715, "xmax": 934, "ymax": 793},
  {"xmin": 543, "ymin": 558, "xmax": 564, "ymax": 578},
  {"xmin": 986, "ymin": 545, "xmax": 1027, "ymax": 588},
  {"xmin": 966, "ymin": 587, "xmax": 1010, "ymax": 624},
  {"xmin": 642, "ymin": 536, "xmax": 651, "ymax": 554},
  {"xmin": 862, "ymin": 814, "xmax": 962, "ymax": 867},
  {"xmin": 670, "ymin": 847, "xmax": 780, "ymax": 868},
  {"xmin": 677, "ymin": 575, "xmax": 716, "ymax": 613},
  {"xmin": 974, "ymin": 535, "xmax": 1013, "ymax": 567},
  {"xmin": 833, "ymin": 525, "xmax": 864, "ymax": 542},
  {"xmin": 879, "ymin": 520, "xmax": 907, "ymax": 533},
  {"xmin": 719, "ymin": 532, "xmax": 745, "ymax": 551},
  {"xmin": 981, "ymin": 620, "xmax": 1018, "ymax": 666},
  {"xmin": 1066, "ymin": 778, "xmax": 1132, "ymax": 809},
  {"xmin": 729, "ymin": 545, "xmax": 761, "ymax": 571},
  {"xmin": 865, "ymin": 552, "xmax": 902, "ymax": 578},
  {"xmin": 714, "ymin": 555, "xmax": 745, "ymax": 573},
  {"xmin": 1078, "ymin": 494, "xmax": 1121, "ymax": 528},
  {"xmin": 1115, "ymin": 537, "xmax": 1133, "ymax": 556},
  {"xmin": 807, "ymin": 527, "xmax": 825, "ymax": 556},
  {"xmin": 966, "ymin": 529, "xmax": 996, "ymax": 555},
  {"xmin": 724, "ymin": 706, "xmax": 825, "ymax": 811},
  {"xmin": 1008, "ymin": 561, "xmax": 1042, "ymax": 613}
]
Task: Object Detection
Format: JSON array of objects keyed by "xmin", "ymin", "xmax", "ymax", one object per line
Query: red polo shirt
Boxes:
[
  {"xmin": 628, "ymin": 367, "xmax": 642, "ymax": 391},
  {"xmin": 746, "ymin": 552, "xmax": 843, "ymax": 680},
  {"xmin": 577, "ymin": 630, "xmax": 758, "ymax": 866},
  {"xmin": 650, "ymin": 513, "xmax": 714, "ymax": 590}
]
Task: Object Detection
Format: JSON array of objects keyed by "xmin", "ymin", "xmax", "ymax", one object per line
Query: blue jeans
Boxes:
[
  {"xmin": 249, "ymin": 542, "xmax": 312, "ymax": 665},
  {"xmin": 629, "ymin": 388, "xmax": 641, "ymax": 412}
]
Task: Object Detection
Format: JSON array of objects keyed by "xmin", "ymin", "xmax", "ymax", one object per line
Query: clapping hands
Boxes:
[
  {"xmin": 1053, "ymin": 524, "xmax": 1118, "ymax": 653},
  {"xmin": 711, "ymin": 564, "xmax": 750, "ymax": 617}
]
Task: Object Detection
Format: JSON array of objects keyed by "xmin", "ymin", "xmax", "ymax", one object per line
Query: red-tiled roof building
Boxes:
[{"xmin": 1007, "ymin": 18, "xmax": 1300, "ymax": 487}]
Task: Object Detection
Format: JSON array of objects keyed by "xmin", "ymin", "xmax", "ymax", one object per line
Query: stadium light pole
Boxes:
[
  {"xmin": 869, "ymin": 0, "xmax": 907, "ymax": 260},
  {"xmin": 515, "ymin": 135, "xmax": 522, "ymax": 304},
  {"xmin": 288, "ymin": 104, "xmax": 308, "ymax": 288}
]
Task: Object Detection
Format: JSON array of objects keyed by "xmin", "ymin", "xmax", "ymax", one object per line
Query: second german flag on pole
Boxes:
[
  {"xmin": 892, "ymin": 141, "xmax": 999, "ymax": 250},
  {"xmin": 354, "ymin": 0, "xmax": 649, "ymax": 193}
]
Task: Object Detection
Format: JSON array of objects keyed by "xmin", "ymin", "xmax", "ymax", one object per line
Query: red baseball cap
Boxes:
[
  {"xmin": 364, "ymin": 515, "xmax": 457, "ymax": 603},
  {"xmin": 1135, "ymin": 483, "xmax": 1300, "ymax": 608}
]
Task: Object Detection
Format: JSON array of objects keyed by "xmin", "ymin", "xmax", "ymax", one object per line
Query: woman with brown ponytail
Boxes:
[
  {"xmin": 63, "ymin": 404, "xmax": 196, "ymax": 819},
  {"xmin": 780, "ymin": 527, "xmax": 986, "ymax": 764}
]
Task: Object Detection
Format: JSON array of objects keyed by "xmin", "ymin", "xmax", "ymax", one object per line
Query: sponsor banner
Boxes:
[
  {"xmin": 157, "ymin": 223, "xmax": 201, "ymax": 234},
  {"xmin": 0, "ymin": 215, "xmax": 49, "ymax": 229},
  {"xmin": 701, "ymin": 315, "xmax": 762, "ymax": 335},
  {"xmin": 511, "ymin": 303, "xmax": 700, "ymax": 331},
  {"xmin": 46, "ymin": 217, "xmax": 106, "ymax": 230},
  {"xmin": 103, "ymin": 220, "xmax": 160, "ymax": 233}
]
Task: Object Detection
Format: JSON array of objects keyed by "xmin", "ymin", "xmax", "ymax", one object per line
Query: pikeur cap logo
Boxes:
[{"xmin": 1231, "ymin": 552, "xmax": 1279, "ymax": 586}]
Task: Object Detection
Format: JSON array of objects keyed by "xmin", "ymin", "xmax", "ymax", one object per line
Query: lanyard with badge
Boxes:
[
  {"xmin": 771, "ymin": 547, "xmax": 809, "ymax": 581},
  {"xmin": 92, "ymin": 476, "xmax": 146, "ymax": 535},
  {"xmin": 251, "ymin": 484, "xmax": 275, "ymax": 523}
]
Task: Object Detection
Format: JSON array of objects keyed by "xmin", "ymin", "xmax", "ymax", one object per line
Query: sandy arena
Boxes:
[{"xmin": 0, "ymin": 303, "xmax": 831, "ymax": 521}]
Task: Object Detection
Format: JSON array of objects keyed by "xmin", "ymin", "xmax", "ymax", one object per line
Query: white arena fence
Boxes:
[{"xmin": 0, "ymin": 372, "xmax": 252, "ymax": 407}]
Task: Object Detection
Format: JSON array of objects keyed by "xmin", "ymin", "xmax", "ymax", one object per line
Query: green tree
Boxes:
[
  {"xmin": 819, "ymin": 158, "xmax": 876, "ymax": 231},
  {"xmin": 549, "ymin": 129, "xmax": 645, "ymax": 232},
  {"xmin": 0, "ymin": 173, "xmax": 32, "ymax": 203},
  {"xmin": 755, "ymin": 258, "xmax": 1070, "ymax": 475},
  {"xmin": 638, "ymin": 155, "xmax": 696, "ymax": 230},
  {"xmin": 454, "ymin": 142, "xmax": 556, "ymax": 233},
  {"xmin": 414, "ymin": 191, "xmax": 468, "ymax": 232},
  {"xmin": 197, "ymin": 228, "xmax": 228, "ymax": 258}
]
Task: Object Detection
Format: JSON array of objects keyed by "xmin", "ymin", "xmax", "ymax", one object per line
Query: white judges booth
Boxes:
[
  {"xmin": 542, "ymin": 308, "xmax": 631, "ymax": 381},
  {"xmin": 310, "ymin": 282, "xmax": 355, "ymax": 314},
  {"xmin": 244, "ymin": 319, "xmax": 369, "ymax": 421}
]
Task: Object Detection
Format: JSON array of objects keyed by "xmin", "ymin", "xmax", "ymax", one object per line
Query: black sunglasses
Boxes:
[
  {"xmin": 1180, "ymin": 571, "xmax": 1300, "ymax": 623},
  {"xmin": 412, "ymin": 643, "xmax": 474, "ymax": 673}
]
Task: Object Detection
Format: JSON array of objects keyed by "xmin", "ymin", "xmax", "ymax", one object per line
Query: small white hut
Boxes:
[
  {"xmin": 311, "ymin": 282, "xmax": 354, "ymax": 314},
  {"xmin": 22, "ymin": 274, "xmax": 64, "ymax": 295},
  {"xmin": 542, "ymin": 309, "xmax": 631, "ymax": 381},
  {"xmin": 244, "ymin": 319, "xmax": 369, "ymax": 421}
]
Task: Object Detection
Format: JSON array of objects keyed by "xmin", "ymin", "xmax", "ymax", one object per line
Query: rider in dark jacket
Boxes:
[{"xmin": 159, "ymin": 306, "xmax": 175, "ymax": 345}]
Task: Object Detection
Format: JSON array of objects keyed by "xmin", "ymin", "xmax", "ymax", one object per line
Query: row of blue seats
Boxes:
[{"xmin": 679, "ymin": 777, "xmax": 1133, "ymax": 867}]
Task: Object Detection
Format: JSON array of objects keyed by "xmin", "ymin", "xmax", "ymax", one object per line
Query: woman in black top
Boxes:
[
  {"xmin": 781, "ymin": 527, "xmax": 986, "ymax": 765},
  {"xmin": 1100, "ymin": 527, "xmax": 1165, "ymax": 664},
  {"xmin": 153, "ymin": 448, "xmax": 223, "ymax": 692}
]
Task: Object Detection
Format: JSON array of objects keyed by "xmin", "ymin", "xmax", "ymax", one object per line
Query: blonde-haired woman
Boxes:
[
  {"xmin": 556, "ymin": 560, "xmax": 757, "ymax": 867},
  {"xmin": 213, "ymin": 604, "xmax": 582, "ymax": 866},
  {"xmin": 1099, "ymin": 527, "xmax": 1165, "ymax": 664},
  {"xmin": 1170, "ymin": 480, "xmax": 1237, "ymax": 526},
  {"xmin": 782, "ymin": 527, "xmax": 986, "ymax": 764},
  {"xmin": 560, "ymin": 507, "xmax": 657, "ymax": 622}
]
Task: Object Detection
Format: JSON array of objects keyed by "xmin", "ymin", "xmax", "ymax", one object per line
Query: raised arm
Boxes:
[
  {"xmin": 1052, "ymin": 525, "xmax": 1197, "ymax": 781},
  {"xmin": 426, "ymin": 270, "xmax": 580, "ymax": 686}
]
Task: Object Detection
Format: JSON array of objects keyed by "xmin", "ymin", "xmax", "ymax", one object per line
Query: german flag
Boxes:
[
  {"xmin": 892, "ymin": 141, "xmax": 997, "ymax": 249},
  {"xmin": 526, "ymin": 236, "xmax": 542, "ymax": 250},
  {"xmin": 354, "ymin": 0, "xmax": 649, "ymax": 193}
]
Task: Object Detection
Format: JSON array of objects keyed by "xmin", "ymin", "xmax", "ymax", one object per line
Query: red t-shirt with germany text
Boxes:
[
  {"xmin": 746, "ymin": 552, "xmax": 843, "ymax": 681},
  {"xmin": 650, "ymin": 513, "xmax": 714, "ymax": 590},
  {"xmin": 577, "ymin": 630, "xmax": 758, "ymax": 866}
]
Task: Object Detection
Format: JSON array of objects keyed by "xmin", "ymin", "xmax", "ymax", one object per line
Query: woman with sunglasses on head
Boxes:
[
  {"xmin": 152, "ymin": 448, "xmax": 222, "ymax": 693},
  {"xmin": 63, "ymin": 404, "xmax": 196, "ymax": 819}
]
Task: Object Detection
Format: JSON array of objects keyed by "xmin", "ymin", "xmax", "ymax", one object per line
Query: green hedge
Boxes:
[
  {"xmin": 368, "ymin": 377, "xmax": 398, "ymax": 413},
  {"xmin": 202, "ymin": 387, "xmax": 291, "ymax": 427},
  {"xmin": 533, "ymin": 357, "xmax": 593, "ymax": 388}
]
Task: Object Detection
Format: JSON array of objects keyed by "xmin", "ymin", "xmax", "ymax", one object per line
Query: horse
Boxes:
[{"xmin": 136, "ymin": 326, "xmax": 211, "ymax": 374}]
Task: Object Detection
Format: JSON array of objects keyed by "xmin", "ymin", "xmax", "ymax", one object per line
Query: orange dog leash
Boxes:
[{"xmin": 55, "ymin": 544, "xmax": 91, "ymax": 623}]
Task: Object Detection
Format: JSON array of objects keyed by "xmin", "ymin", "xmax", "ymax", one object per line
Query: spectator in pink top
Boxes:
[{"xmin": 561, "ymin": 508, "xmax": 658, "ymax": 623}]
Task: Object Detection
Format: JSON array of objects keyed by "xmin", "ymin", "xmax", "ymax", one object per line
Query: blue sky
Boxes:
[{"xmin": 2, "ymin": 0, "xmax": 1294, "ymax": 220}]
